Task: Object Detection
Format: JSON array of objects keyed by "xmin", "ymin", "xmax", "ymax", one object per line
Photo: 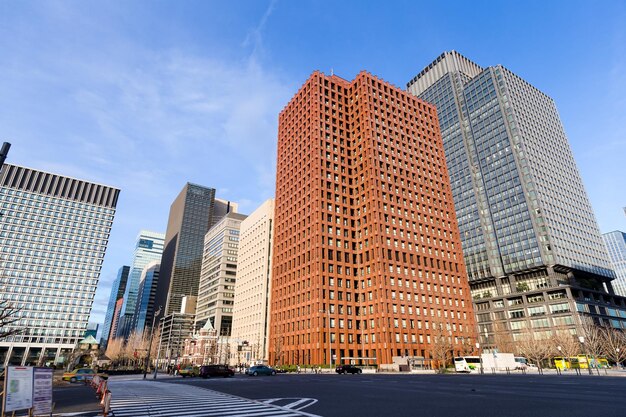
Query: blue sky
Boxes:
[{"xmin": 1, "ymin": 0, "xmax": 625, "ymax": 325}]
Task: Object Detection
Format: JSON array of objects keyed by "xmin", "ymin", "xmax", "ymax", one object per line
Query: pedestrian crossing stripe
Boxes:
[{"xmin": 108, "ymin": 381, "xmax": 321, "ymax": 417}]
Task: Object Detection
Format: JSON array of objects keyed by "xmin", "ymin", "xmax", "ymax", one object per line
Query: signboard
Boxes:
[
  {"xmin": 32, "ymin": 367, "xmax": 53, "ymax": 416},
  {"xmin": 4, "ymin": 366, "xmax": 34, "ymax": 412}
]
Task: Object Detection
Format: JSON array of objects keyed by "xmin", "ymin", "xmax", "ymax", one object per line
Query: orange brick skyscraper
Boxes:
[{"xmin": 269, "ymin": 71, "xmax": 475, "ymax": 367}]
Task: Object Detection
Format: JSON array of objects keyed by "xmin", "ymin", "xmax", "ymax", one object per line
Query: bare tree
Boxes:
[
  {"xmin": 492, "ymin": 321, "xmax": 516, "ymax": 353},
  {"xmin": 273, "ymin": 327, "xmax": 284, "ymax": 367},
  {"xmin": 515, "ymin": 328, "xmax": 552, "ymax": 373},
  {"xmin": 430, "ymin": 319, "xmax": 452, "ymax": 372},
  {"xmin": 459, "ymin": 335, "xmax": 476, "ymax": 356},
  {"xmin": 579, "ymin": 318, "xmax": 604, "ymax": 373},
  {"xmin": 0, "ymin": 293, "xmax": 23, "ymax": 341},
  {"xmin": 125, "ymin": 331, "xmax": 146, "ymax": 367},
  {"xmin": 105, "ymin": 338, "xmax": 124, "ymax": 367},
  {"xmin": 550, "ymin": 329, "xmax": 580, "ymax": 370},
  {"xmin": 600, "ymin": 326, "xmax": 626, "ymax": 368}
]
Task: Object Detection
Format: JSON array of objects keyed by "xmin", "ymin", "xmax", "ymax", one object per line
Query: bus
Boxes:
[
  {"xmin": 554, "ymin": 355, "xmax": 609, "ymax": 370},
  {"xmin": 454, "ymin": 356, "xmax": 481, "ymax": 373}
]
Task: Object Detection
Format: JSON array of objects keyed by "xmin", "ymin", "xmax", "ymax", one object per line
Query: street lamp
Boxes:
[
  {"xmin": 153, "ymin": 317, "xmax": 164, "ymax": 379},
  {"xmin": 617, "ymin": 348, "xmax": 621, "ymax": 369},
  {"xmin": 319, "ymin": 309, "xmax": 331, "ymax": 371},
  {"xmin": 143, "ymin": 306, "xmax": 161, "ymax": 379},
  {"xmin": 579, "ymin": 336, "xmax": 593, "ymax": 375},
  {"xmin": 476, "ymin": 342, "xmax": 483, "ymax": 375}
]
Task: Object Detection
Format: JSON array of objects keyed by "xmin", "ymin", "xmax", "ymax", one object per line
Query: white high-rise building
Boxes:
[
  {"xmin": 195, "ymin": 212, "xmax": 247, "ymax": 336},
  {"xmin": 0, "ymin": 164, "xmax": 119, "ymax": 366},
  {"xmin": 231, "ymin": 199, "xmax": 274, "ymax": 364}
]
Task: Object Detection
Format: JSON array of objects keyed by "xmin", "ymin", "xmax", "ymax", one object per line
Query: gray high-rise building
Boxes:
[
  {"xmin": 0, "ymin": 164, "xmax": 119, "ymax": 366},
  {"xmin": 117, "ymin": 230, "xmax": 164, "ymax": 338},
  {"xmin": 154, "ymin": 183, "xmax": 237, "ymax": 320},
  {"xmin": 603, "ymin": 231, "xmax": 626, "ymax": 297},
  {"xmin": 407, "ymin": 52, "xmax": 624, "ymax": 345},
  {"xmin": 101, "ymin": 265, "xmax": 130, "ymax": 346}
]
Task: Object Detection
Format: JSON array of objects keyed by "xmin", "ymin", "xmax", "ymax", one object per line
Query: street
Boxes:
[{"xmin": 104, "ymin": 372, "xmax": 626, "ymax": 417}]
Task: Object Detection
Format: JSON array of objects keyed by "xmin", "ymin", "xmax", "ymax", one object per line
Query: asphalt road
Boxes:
[
  {"xmin": 162, "ymin": 373, "xmax": 626, "ymax": 417},
  {"xmin": 52, "ymin": 383, "xmax": 102, "ymax": 415}
]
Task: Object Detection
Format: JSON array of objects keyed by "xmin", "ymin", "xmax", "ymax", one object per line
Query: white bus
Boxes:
[{"xmin": 454, "ymin": 356, "xmax": 481, "ymax": 373}]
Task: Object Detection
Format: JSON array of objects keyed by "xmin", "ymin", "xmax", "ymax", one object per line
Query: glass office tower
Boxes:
[
  {"xmin": 132, "ymin": 261, "xmax": 161, "ymax": 334},
  {"xmin": 407, "ymin": 52, "xmax": 624, "ymax": 345},
  {"xmin": 0, "ymin": 164, "xmax": 119, "ymax": 366},
  {"xmin": 101, "ymin": 265, "xmax": 130, "ymax": 346},
  {"xmin": 603, "ymin": 231, "xmax": 626, "ymax": 297},
  {"xmin": 117, "ymin": 230, "xmax": 164, "ymax": 338}
]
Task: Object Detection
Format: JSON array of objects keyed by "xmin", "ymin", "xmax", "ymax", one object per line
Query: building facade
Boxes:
[
  {"xmin": 154, "ymin": 184, "xmax": 236, "ymax": 320},
  {"xmin": 101, "ymin": 265, "xmax": 130, "ymax": 346},
  {"xmin": 196, "ymin": 212, "xmax": 247, "ymax": 336},
  {"xmin": 603, "ymin": 231, "xmax": 626, "ymax": 297},
  {"xmin": 231, "ymin": 199, "xmax": 274, "ymax": 364},
  {"xmin": 270, "ymin": 71, "xmax": 476, "ymax": 367},
  {"xmin": 109, "ymin": 298, "xmax": 124, "ymax": 346},
  {"xmin": 117, "ymin": 230, "xmax": 164, "ymax": 338},
  {"xmin": 407, "ymin": 51, "xmax": 624, "ymax": 346},
  {"xmin": 0, "ymin": 163, "xmax": 119, "ymax": 366},
  {"xmin": 132, "ymin": 261, "xmax": 161, "ymax": 334}
]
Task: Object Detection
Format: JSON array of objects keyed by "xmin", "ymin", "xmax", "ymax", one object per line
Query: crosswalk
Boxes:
[{"xmin": 108, "ymin": 380, "xmax": 321, "ymax": 417}]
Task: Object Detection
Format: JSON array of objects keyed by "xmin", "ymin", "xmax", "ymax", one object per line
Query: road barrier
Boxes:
[{"xmin": 88, "ymin": 374, "xmax": 111, "ymax": 415}]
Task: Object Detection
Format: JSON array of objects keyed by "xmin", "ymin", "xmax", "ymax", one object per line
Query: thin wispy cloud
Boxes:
[{"xmin": 0, "ymin": 1, "xmax": 293, "ymax": 323}]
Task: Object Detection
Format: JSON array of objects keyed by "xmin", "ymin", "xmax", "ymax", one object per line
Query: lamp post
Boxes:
[
  {"xmin": 616, "ymin": 348, "xmax": 621, "ymax": 369},
  {"xmin": 476, "ymin": 342, "xmax": 483, "ymax": 375},
  {"xmin": 579, "ymin": 336, "xmax": 593, "ymax": 375},
  {"xmin": 153, "ymin": 317, "xmax": 164, "ymax": 379},
  {"xmin": 143, "ymin": 306, "xmax": 161, "ymax": 379},
  {"xmin": 319, "ymin": 309, "xmax": 331, "ymax": 371}
]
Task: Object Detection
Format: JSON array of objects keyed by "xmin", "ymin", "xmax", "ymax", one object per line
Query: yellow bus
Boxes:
[{"xmin": 554, "ymin": 357, "xmax": 570, "ymax": 370}]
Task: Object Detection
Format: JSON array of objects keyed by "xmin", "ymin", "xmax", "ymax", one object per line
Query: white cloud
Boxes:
[{"xmin": 0, "ymin": 1, "xmax": 295, "ymax": 324}]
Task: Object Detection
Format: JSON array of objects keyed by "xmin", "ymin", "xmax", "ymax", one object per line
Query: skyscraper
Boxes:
[
  {"xmin": 603, "ymin": 231, "xmax": 626, "ymax": 297},
  {"xmin": 196, "ymin": 211, "xmax": 247, "ymax": 336},
  {"xmin": 154, "ymin": 183, "xmax": 237, "ymax": 319},
  {"xmin": 132, "ymin": 261, "xmax": 161, "ymax": 334},
  {"xmin": 270, "ymin": 71, "xmax": 475, "ymax": 367},
  {"xmin": 0, "ymin": 163, "xmax": 119, "ymax": 366},
  {"xmin": 407, "ymin": 51, "xmax": 623, "ymax": 344},
  {"xmin": 101, "ymin": 265, "xmax": 130, "ymax": 346},
  {"xmin": 117, "ymin": 230, "xmax": 164, "ymax": 338},
  {"xmin": 231, "ymin": 199, "xmax": 274, "ymax": 364}
]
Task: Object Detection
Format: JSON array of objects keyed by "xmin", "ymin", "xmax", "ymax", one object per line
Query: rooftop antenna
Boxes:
[{"xmin": 331, "ymin": 68, "xmax": 334, "ymax": 76}]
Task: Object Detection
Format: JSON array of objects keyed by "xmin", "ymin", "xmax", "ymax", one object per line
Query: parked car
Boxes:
[
  {"xmin": 200, "ymin": 365, "xmax": 234, "ymax": 378},
  {"xmin": 247, "ymin": 365, "xmax": 276, "ymax": 376},
  {"xmin": 335, "ymin": 364, "xmax": 362, "ymax": 374},
  {"xmin": 179, "ymin": 366, "xmax": 199, "ymax": 378},
  {"xmin": 62, "ymin": 368, "xmax": 108, "ymax": 383}
]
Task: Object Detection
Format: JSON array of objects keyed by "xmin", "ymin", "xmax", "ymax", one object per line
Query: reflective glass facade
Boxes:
[
  {"xmin": 0, "ymin": 164, "xmax": 119, "ymax": 366},
  {"xmin": 117, "ymin": 230, "xmax": 164, "ymax": 337},
  {"xmin": 407, "ymin": 52, "xmax": 623, "ymax": 345},
  {"xmin": 132, "ymin": 261, "xmax": 160, "ymax": 333},
  {"xmin": 603, "ymin": 231, "xmax": 626, "ymax": 297},
  {"xmin": 101, "ymin": 265, "xmax": 130, "ymax": 346}
]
